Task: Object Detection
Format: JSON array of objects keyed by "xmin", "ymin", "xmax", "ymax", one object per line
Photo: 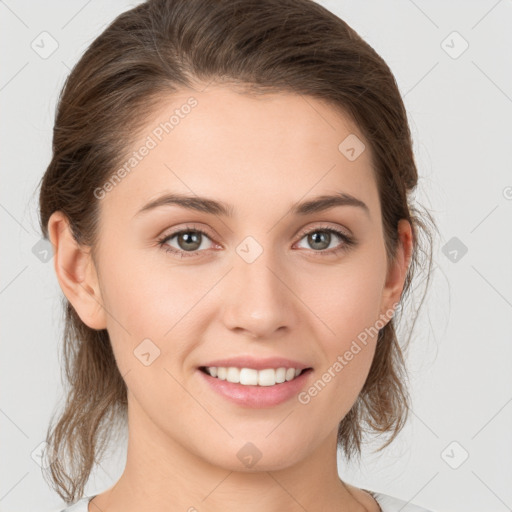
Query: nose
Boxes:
[{"xmin": 220, "ymin": 250, "xmax": 299, "ymax": 339}]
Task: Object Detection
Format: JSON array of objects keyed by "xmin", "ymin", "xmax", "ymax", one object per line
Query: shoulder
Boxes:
[
  {"xmin": 49, "ymin": 492, "xmax": 438, "ymax": 512},
  {"xmin": 369, "ymin": 490, "xmax": 438, "ymax": 512},
  {"xmin": 46, "ymin": 495, "xmax": 93, "ymax": 512}
]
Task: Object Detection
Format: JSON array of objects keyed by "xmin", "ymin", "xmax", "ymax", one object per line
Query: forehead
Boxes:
[{"xmin": 99, "ymin": 85, "xmax": 378, "ymax": 221}]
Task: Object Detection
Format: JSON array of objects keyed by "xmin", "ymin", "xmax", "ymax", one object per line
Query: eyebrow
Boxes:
[{"xmin": 134, "ymin": 191, "xmax": 370, "ymax": 218}]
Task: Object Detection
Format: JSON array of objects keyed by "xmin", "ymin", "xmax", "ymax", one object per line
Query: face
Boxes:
[{"xmin": 51, "ymin": 85, "xmax": 411, "ymax": 472}]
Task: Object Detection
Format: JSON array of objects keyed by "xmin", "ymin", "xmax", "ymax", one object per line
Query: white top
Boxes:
[{"xmin": 51, "ymin": 491, "xmax": 437, "ymax": 512}]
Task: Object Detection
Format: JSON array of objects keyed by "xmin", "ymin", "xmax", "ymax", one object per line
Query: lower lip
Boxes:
[{"xmin": 198, "ymin": 368, "xmax": 313, "ymax": 408}]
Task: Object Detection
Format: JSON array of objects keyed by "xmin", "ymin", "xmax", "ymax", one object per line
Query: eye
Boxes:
[
  {"xmin": 295, "ymin": 225, "xmax": 355, "ymax": 255},
  {"xmin": 157, "ymin": 226, "xmax": 217, "ymax": 259}
]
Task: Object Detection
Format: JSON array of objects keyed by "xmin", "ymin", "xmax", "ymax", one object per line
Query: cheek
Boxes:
[
  {"xmin": 295, "ymin": 252, "xmax": 386, "ymax": 405},
  {"xmin": 96, "ymin": 259, "xmax": 202, "ymax": 419},
  {"xmin": 299, "ymin": 251, "xmax": 387, "ymax": 345},
  {"xmin": 98, "ymin": 251, "xmax": 217, "ymax": 378},
  {"xmin": 101, "ymin": 249, "xmax": 210, "ymax": 334}
]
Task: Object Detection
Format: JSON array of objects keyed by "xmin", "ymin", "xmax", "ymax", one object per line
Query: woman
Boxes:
[{"xmin": 39, "ymin": 0, "xmax": 437, "ymax": 511}]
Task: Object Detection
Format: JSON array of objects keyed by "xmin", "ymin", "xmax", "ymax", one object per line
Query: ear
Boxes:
[
  {"xmin": 379, "ymin": 219, "xmax": 413, "ymax": 319},
  {"xmin": 47, "ymin": 211, "xmax": 107, "ymax": 330}
]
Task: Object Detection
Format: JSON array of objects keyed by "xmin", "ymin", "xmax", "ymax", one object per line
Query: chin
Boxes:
[{"xmin": 200, "ymin": 436, "xmax": 306, "ymax": 473}]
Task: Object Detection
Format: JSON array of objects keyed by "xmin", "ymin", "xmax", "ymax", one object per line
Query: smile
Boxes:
[
  {"xmin": 200, "ymin": 366, "xmax": 310, "ymax": 386},
  {"xmin": 198, "ymin": 366, "xmax": 314, "ymax": 408}
]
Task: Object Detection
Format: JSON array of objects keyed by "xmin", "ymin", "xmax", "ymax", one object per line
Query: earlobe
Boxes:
[
  {"xmin": 47, "ymin": 211, "xmax": 107, "ymax": 330},
  {"xmin": 379, "ymin": 219, "xmax": 413, "ymax": 319}
]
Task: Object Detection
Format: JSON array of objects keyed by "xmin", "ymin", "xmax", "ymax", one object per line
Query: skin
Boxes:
[{"xmin": 48, "ymin": 85, "xmax": 412, "ymax": 512}]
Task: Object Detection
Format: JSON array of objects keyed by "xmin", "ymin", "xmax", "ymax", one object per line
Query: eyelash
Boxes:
[{"xmin": 157, "ymin": 224, "xmax": 356, "ymax": 259}]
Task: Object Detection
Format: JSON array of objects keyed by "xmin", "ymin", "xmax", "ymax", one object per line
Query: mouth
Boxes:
[
  {"xmin": 199, "ymin": 366, "xmax": 313, "ymax": 387},
  {"xmin": 197, "ymin": 364, "xmax": 314, "ymax": 408}
]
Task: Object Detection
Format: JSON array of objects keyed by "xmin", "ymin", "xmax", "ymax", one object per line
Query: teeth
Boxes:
[{"xmin": 204, "ymin": 366, "xmax": 306, "ymax": 386}]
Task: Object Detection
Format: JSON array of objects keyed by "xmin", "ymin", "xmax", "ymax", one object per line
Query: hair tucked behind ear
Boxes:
[{"xmin": 38, "ymin": 0, "xmax": 436, "ymax": 503}]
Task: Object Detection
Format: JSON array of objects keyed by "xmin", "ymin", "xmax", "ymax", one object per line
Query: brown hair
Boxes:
[{"xmin": 38, "ymin": 0, "xmax": 436, "ymax": 504}]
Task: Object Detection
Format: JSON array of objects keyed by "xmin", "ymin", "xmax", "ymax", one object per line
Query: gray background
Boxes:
[{"xmin": 1, "ymin": 1, "xmax": 511, "ymax": 511}]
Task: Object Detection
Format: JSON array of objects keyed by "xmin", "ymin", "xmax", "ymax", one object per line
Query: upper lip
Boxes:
[{"xmin": 200, "ymin": 356, "xmax": 312, "ymax": 371}]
